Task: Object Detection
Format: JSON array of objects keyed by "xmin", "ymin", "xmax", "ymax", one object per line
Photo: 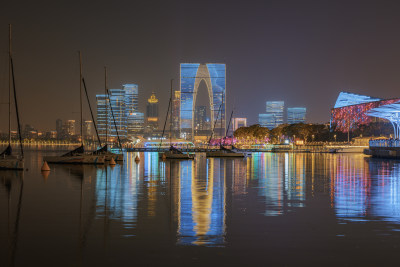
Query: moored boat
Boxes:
[
  {"xmin": 161, "ymin": 146, "xmax": 194, "ymax": 160},
  {"xmin": 44, "ymin": 145, "xmax": 105, "ymax": 164},
  {"xmin": 0, "ymin": 25, "xmax": 24, "ymax": 170}
]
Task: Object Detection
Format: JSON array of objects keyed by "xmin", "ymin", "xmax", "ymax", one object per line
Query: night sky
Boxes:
[{"xmin": 1, "ymin": 0, "xmax": 400, "ymax": 131}]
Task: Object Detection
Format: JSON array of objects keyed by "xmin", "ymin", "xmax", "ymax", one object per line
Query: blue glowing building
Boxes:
[
  {"xmin": 180, "ymin": 63, "xmax": 226, "ymax": 140},
  {"xmin": 96, "ymin": 83, "xmax": 142, "ymax": 141},
  {"xmin": 258, "ymin": 101, "xmax": 284, "ymax": 129},
  {"xmin": 287, "ymin": 107, "xmax": 307, "ymax": 124}
]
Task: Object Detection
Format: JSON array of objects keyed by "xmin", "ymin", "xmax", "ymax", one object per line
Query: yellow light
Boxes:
[
  {"xmin": 148, "ymin": 92, "xmax": 159, "ymax": 103},
  {"xmin": 147, "ymin": 117, "xmax": 158, "ymax": 122}
]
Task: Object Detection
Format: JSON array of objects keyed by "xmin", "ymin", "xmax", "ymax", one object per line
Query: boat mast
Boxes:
[
  {"xmin": 8, "ymin": 24, "xmax": 11, "ymax": 145},
  {"xmin": 105, "ymin": 67, "xmax": 108, "ymax": 148},
  {"xmin": 79, "ymin": 51, "xmax": 83, "ymax": 146},
  {"xmin": 170, "ymin": 79, "xmax": 173, "ymax": 145}
]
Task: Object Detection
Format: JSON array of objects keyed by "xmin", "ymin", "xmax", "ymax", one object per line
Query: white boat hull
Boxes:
[
  {"xmin": 0, "ymin": 156, "xmax": 24, "ymax": 170},
  {"xmin": 43, "ymin": 154, "xmax": 105, "ymax": 164}
]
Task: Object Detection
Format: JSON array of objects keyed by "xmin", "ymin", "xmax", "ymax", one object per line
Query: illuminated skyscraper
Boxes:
[
  {"xmin": 96, "ymin": 94, "xmax": 108, "ymax": 142},
  {"xmin": 108, "ymin": 89, "xmax": 127, "ymax": 139},
  {"xmin": 128, "ymin": 112, "xmax": 144, "ymax": 136},
  {"xmin": 287, "ymin": 107, "xmax": 306, "ymax": 124},
  {"xmin": 83, "ymin": 120, "xmax": 93, "ymax": 139},
  {"xmin": 123, "ymin": 84, "xmax": 139, "ymax": 113},
  {"xmin": 259, "ymin": 101, "xmax": 284, "ymax": 129},
  {"xmin": 97, "ymin": 84, "xmax": 143, "ymax": 141},
  {"xmin": 180, "ymin": 63, "xmax": 226, "ymax": 140},
  {"xmin": 146, "ymin": 92, "xmax": 159, "ymax": 131},
  {"xmin": 172, "ymin": 90, "xmax": 181, "ymax": 138},
  {"xmin": 232, "ymin": 118, "xmax": 247, "ymax": 131},
  {"xmin": 66, "ymin": 120, "xmax": 75, "ymax": 136}
]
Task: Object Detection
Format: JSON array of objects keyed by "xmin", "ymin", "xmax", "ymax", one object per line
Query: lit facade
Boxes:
[
  {"xmin": 96, "ymin": 84, "xmax": 141, "ymax": 141},
  {"xmin": 259, "ymin": 101, "xmax": 284, "ymax": 129},
  {"xmin": 123, "ymin": 84, "xmax": 139, "ymax": 113},
  {"xmin": 128, "ymin": 112, "xmax": 144, "ymax": 136},
  {"xmin": 180, "ymin": 63, "xmax": 226, "ymax": 140},
  {"xmin": 233, "ymin": 117, "xmax": 247, "ymax": 131},
  {"xmin": 146, "ymin": 92, "xmax": 159, "ymax": 131},
  {"xmin": 66, "ymin": 120, "xmax": 75, "ymax": 136},
  {"xmin": 108, "ymin": 89, "xmax": 127, "ymax": 139},
  {"xmin": 330, "ymin": 92, "xmax": 400, "ymax": 132},
  {"xmin": 287, "ymin": 107, "xmax": 306, "ymax": 124},
  {"xmin": 172, "ymin": 90, "xmax": 181, "ymax": 138}
]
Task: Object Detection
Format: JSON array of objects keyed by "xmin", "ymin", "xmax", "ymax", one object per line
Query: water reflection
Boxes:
[
  {"xmin": 96, "ymin": 153, "xmax": 140, "ymax": 229},
  {"xmin": 253, "ymin": 153, "xmax": 306, "ymax": 216},
  {"xmin": 334, "ymin": 155, "xmax": 400, "ymax": 224},
  {"xmin": 1, "ymin": 171, "xmax": 24, "ymax": 267},
  {"xmin": 176, "ymin": 157, "xmax": 226, "ymax": 246}
]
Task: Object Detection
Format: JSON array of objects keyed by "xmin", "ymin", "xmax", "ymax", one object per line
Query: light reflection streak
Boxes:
[
  {"xmin": 177, "ymin": 158, "xmax": 226, "ymax": 246},
  {"xmin": 334, "ymin": 155, "xmax": 400, "ymax": 223},
  {"xmin": 254, "ymin": 153, "xmax": 306, "ymax": 216},
  {"xmin": 95, "ymin": 153, "xmax": 140, "ymax": 228}
]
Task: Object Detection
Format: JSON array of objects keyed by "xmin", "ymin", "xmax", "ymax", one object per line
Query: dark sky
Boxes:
[{"xmin": 1, "ymin": 0, "xmax": 400, "ymax": 131}]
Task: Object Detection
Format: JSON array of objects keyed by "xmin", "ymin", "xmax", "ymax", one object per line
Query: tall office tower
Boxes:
[
  {"xmin": 180, "ymin": 63, "xmax": 226, "ymax": 140},
  {"xmin": 123, "ymin": 84, "xmax": 139, "ymax": 114},
  {"xmin": 108, "ymin": 89, "xmax": 127, "ymax": 140},
  {"xmin": 259, "ymin": 101, "xmax": 284, "ymax": 129},
  {"xmin": 146, "ymin": 92, "xmax": 159, "ymax": 131},
  {"xmin": 287, "ymin": 107, "xmax": 307, "ymax": 124},
  {"xmin": 194, "ymin": 106, "xmax": 207, "ymax": 131},
  {"xmin": 66, "ymin": 120, "xmax": 76, "ymax": 136},
  {"xmin": 172, "ymin": 90, "xmax": 181, "ymax": 138},
  {"xmin": 96, "ymin": 94, "xmax": 109, "ymax": 143},
  {"xmin": 232, "ymin": 118, "xmax": 247, "ymax": 131},
  {"xmin": 56, "ymin": 119, "xmax": 63, "ymax": 139},
  {"xmin": 83, "ymin": 120, "xmax": 93, "ymax": 138},
  {"xmin": 127, "ymin": 112, "xmax": 144, "ymax": 136}
]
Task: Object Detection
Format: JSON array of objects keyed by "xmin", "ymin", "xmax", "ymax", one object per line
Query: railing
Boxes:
[{"xmin": 369, "ymin": 139, "xmax": 400, "ymax": 148}]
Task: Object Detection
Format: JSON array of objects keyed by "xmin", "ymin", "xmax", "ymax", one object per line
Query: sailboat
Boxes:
[
  {"xmin": 160, "ymin": 80, "xmax": 194, "ymax": 160},
  {"xmin": 206, "ymin": 104, "xmax": 245, "ymax": 158},
  {"xmin": 43, "ymin": 52, "xmax": 105, "ymax": 165},
  {"xmin": 93, "ymin": 67, "xmax": 123, "ymax": 162},
  {"xmin": 0, "ymin": 25, "xmax": 24, "ymax": 170}
]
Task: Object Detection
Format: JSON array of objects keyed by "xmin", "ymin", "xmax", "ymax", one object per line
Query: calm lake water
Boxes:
[{"xmin": 2, "ymin": 151, "xmax": 400, "ymax": 266}]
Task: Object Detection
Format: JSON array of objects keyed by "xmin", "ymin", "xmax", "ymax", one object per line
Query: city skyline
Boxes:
[{"xmin": 3, "ymin": 1, "xmax": 400, "ymax": 130}]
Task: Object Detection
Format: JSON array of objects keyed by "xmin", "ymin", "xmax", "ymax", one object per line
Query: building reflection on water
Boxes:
[
  {"xmin": 175, "ymin": 157, "xmax": 226, "ymax": 246},
  {"xmin": 253, "ymin": 153, "xmax": 306, "ymax": 216},
  {"xmin": 95, "ymin": 152, "xmax": 141, "ymax": 228},
  {"xmin": 334, "ymin": 155, "xmax": 400, "ymax": 223},
  {"xmin": 90, "ymin": 151, "xmax": 400, "ymax": 248}
]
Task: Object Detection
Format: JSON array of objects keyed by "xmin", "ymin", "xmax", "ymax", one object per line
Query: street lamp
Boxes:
[
  {"xmin": 334, "ymin": 134, "xmax": 337, "ymax": 142},
  {"xmin": 312, "ymin": 134, "xmax": 315, "ymax": 142}
]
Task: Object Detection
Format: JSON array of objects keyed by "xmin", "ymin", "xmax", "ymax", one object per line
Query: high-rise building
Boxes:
[
  {"xmin": 180, "ymin": 63, "xmax": 226, "ymax": 140},
  {"xmin": 128, "ymin": 112, "xmax": 144, "ymax": 136},
  {"xmin": 83, "ymin": 120, "xmax": 93, "ymax": 139},
  {"xmin": 232, "ymin": 118, "xmax": 247, "ymax": 131},
  {"xmin": 66, "ymin": 120, "xmax": 76, "ymax": 136},
  {"xmin": 287, "ymin": 107, "xmax": 307, "ymax": 124},
  {"xmin": 259, "ymin": 101, "xmax": 284, "ymax": 129},
  {"xmin": 56, "ymin": 119, "xmax": 63, "ymax": 139},
  {"xmin": 96, "ymin": 94, "xmax": 108, "ymax": 142},
  {"xmin": 97, "ymin": 84, "xmax": 143, "ymax": 141},
  {"xmin": 172, "ymin": 90, "xmax": 181, "ymax": 138},
  {"xmin": 123, "ymin": 84, "xmax": 139, "ymax": 113},
  {"xmin": 108, "ymin": 89, "xmax": 127, "ymax": 139},
  {"xmin": 146, "ymin": 92, "xmax": 159, "ymax": 131}
]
